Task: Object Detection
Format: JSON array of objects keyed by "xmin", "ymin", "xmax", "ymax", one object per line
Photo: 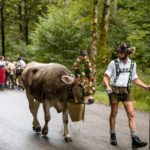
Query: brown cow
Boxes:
[{"xmin": 21, "ymin": 62, "xmax": 94, "ymax": 142}]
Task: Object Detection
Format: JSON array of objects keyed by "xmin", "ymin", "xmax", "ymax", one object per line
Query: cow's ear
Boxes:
[{"xmin": 61, "ymin": 75, "xmax": 75, "ymax": 84}]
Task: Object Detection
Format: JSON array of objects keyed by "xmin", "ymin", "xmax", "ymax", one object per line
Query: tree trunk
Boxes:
[
  {"xmin": 0, "ymin": 0, "xmax": 5, "ymax": 56},
  {"xmin": 18, "ymin": 3, "xmax": 23, "ymax": 39},
  {"xmin": 23, "ymin": 0, "xmax": 28, "ymax": 44},
  {"xmin": 91, "ymin": 0, "xmax": 98, "ymax": 79},
  {"xmin": 97, "ymin": 0, "xmax": 111, "ymax": 71}
]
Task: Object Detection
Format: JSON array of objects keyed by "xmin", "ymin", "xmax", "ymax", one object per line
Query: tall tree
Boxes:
[
  {"xmin": 23, "ymin": 0, "xmax": 28, "ymax": 44},
  {"xmin": 0, "ymin": 0, "xmax": 5, "ymax": 56},
  {"xmin": 16, "ymin": 0, "xmax": 29, "ymax": 44},
  {"xmin": 91, "ymin": 0, "xmax": 98, "ymax": 78},
  {"xmin": 18, "ymin": 3, "xmax": 22, "ymax": 37},
  {"xmin": 97, "ymin": 0, "xmax": 111, "ymax": 72}
]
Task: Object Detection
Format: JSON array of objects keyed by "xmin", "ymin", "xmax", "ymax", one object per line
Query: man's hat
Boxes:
[
  {"xmin": 116, "ymin": 43, "xmax": 136, "ymax": 55},
  {"xmin": 116, "ymin": 43, "xmax": 128, "ymax": 53}
]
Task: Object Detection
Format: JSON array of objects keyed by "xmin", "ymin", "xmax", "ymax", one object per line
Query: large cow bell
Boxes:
[{"xmin": 67, "ymin": 100, "xmax": 85, "ymax": 122}]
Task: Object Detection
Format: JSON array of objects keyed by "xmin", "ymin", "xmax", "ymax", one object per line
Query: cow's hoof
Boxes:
[
  {"xmin": 64, "ymin": 137, "xmax": 72, "ymax": 142},
  {"xmin": 33, "ymin": 126, "xmax": 41, "ymax": 132},
  {"xmin": 42, "ymin": 130, "xmax": 48, "ymax": 136}
]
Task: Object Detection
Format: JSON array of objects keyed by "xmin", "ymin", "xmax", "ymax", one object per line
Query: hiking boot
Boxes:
[
  {"xmin": 132, "ymin": 136, "xmax": 147, "ymax": 148},
  {"xmin": 110, "ymin": 133, "xmax": 117, "ymax": 145}
]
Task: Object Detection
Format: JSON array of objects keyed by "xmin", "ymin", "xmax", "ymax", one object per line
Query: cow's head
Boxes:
[{"xmin": 61, "ymin": 75, "xmax": 94, "ymax": 104}]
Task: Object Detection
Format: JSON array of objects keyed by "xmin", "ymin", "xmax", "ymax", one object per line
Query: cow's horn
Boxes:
[{"xmin": 61, "ymin": 75, "xmax": 75, "ymax": 84}]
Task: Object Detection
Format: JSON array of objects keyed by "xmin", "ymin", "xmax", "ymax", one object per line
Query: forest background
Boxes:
[{"xmin": 0, "ymin": 0, "xmax": 149, "ymax": 111}]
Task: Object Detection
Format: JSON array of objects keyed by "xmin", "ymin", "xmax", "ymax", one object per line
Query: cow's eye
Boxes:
[{"xmin": 78, "ymin": 84, "xmax": 83, "ymax": 88}]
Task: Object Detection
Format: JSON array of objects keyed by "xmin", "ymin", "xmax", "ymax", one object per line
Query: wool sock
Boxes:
[
  {"xmin": 131, "ymin": 130, "xmax": 138, "ymax": 138},
  {"xmin": 110, "ymin": 129, "xmax": 116, "ymax": 134}
]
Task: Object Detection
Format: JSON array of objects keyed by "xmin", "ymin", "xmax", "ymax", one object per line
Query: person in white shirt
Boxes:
[
  {"xmin": 103, "ymin": 43, "xmax": 150, "ymax": 148},
  {"xmin": 16, "ymin": 56, "xmax": 26, "ymax": 70}
]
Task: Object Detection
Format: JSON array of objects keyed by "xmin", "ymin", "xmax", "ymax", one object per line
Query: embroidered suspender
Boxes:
[
  {"xmin": 113, "ymin": 59, "xmax": 134, "ymax": 91},
  {"xmin": 127, "ymin": 61, "xmax": 134, "ymax": 90}
]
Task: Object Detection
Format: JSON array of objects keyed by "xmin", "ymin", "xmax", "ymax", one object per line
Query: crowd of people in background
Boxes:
[{"xmin": 0, "ymin": 55, "xmax": 26, "ymax": 91}]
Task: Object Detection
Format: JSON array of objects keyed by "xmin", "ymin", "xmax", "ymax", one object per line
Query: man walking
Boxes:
[{"xmin": 103, "ymin": 43, "xmax": 150, "ymax": 148}]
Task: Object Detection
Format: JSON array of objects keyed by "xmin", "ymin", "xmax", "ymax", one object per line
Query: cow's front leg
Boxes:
[
  {"xmin": 42, "ymin": 100, "xmax": 50, "ymax": 136},
  {"xmin": 63, "ymin": 108, "xmax": 72, "ymax": 142},
  {"xmin": 26, "ymin": 91, "xmax": 41, "ymax": 132}
]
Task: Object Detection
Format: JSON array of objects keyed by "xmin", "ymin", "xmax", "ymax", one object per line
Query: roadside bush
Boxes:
[{"xmin": 29, "ymin": 6, "xmax": 91, "ymax": 68}]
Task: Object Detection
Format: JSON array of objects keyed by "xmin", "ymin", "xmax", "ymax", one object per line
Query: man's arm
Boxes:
[
  {"xmin": 103, "ymin": 74, "xmax": 112, "ymax": 93},
  {"xmin": 133, "ymin": 78, "xmax": 150, "ymax": 90}
]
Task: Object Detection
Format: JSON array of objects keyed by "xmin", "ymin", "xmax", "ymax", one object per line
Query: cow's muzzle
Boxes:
[
  {"xmin": 84, "ymin": 96, "xmax": 95, "ymax": 105},
  {"xmin": 87, "ymin": 98, "xmax": 94, "ymax": 105}
]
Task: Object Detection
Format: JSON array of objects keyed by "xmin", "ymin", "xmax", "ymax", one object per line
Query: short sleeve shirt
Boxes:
[
  {"xmin": 0, "ymin": 60, "xmax": 5, "ymax": 67},
  {"xmin": 105, "ymin": 58, "xmax": 138, "ymax": 87},
  {"xmin": 16, "ymin": 60, "xmax": 26, "ymax": 69}
]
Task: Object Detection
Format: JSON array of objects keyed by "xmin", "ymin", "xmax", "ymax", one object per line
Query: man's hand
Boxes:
[
  {"xmin": 133, "ymin": 79, "xmax": 150, "ymax": 91},
  {"xmin": 106, "ymin": 86, "xmax": 112, "ymax": 94},
  {"xmin": 103, "ymin": 74, "xmax": 112, "ymax": 94},
  {"xmin": 145, "ymin": 85, "xmax": 150, "ymax": 91}
]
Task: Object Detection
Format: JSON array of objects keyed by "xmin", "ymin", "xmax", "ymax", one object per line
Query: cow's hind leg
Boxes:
[
  {"xmin": 26, "ymin": 91, "xmax": 41, "ymax": 132},
  {"xmin": 42, "ymin": 100, "xmax": 51, "ymax": 136},
  {"xmin": 63, "ymin": 108, "xmax": 72, "ymax": 142}
]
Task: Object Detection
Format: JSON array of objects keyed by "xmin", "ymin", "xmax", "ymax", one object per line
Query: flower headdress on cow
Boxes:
[{"xmin": 72, "ymin": 50, "xmax": 96, "ymax": 96}]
